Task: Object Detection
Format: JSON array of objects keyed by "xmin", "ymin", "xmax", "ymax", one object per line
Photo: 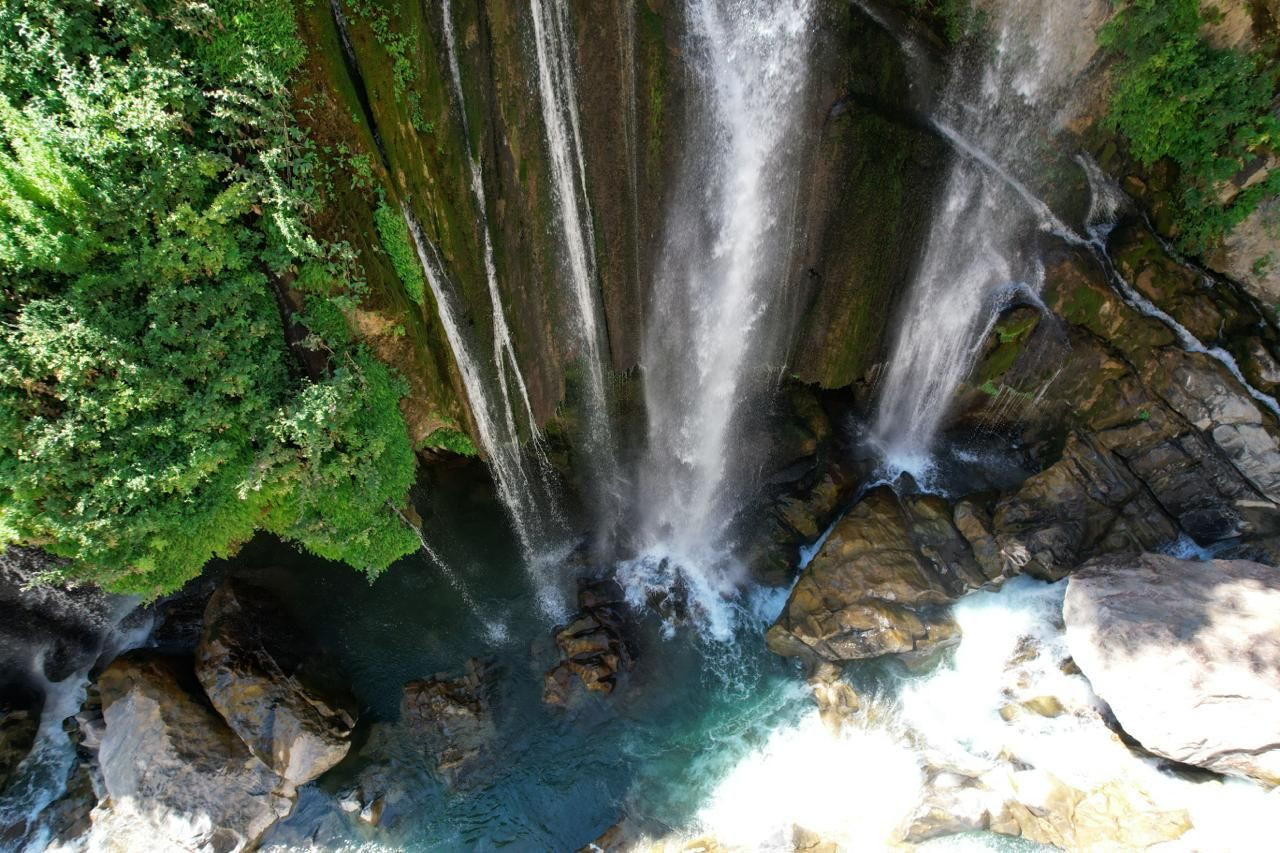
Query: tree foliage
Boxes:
[
  {"xmin": 0, "ymin": 0, "xmax": 419, "ymax": 596},
  {"xmin": 1101, "ymin": 0, "xmax": 1280, "ymax": 252}
]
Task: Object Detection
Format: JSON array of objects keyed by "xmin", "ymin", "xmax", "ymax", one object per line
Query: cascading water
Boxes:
[
  {"xmin": 872, "ymin": 0, "xmax": 1107, "ymax": 474},
  {"xmin": 529, "ymin": 0, "xmax": 622, "ymax": 532},
  {"xmin": 623, "ymin": 0, "xmax": 816, "ymax": 638},
  {"xmin": 440, "ymin": 0, "xmax": 542, "ymax": 446},
  {"xmin": 402, "ymin": 208, "xmax": 568, "ymax": 617}
]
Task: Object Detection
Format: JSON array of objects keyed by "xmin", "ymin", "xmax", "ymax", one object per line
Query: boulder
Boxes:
[
  {"xmin": 1064, "ymin": 553, "xmax": 1280, "ymax": 784},
  {"xmin": 97, "ymin": 651, "xmax": 293, "ymax": 851},
  {"xmin": 989, "ymin": 770, "xmax": 1191, "ymax": 850},
  {"xmin": 196, "ymin": 579, "xmax": 358, "ymax": 786},
  {"xmin": 401, "ymin": 657, "xmax": 499, "ymax": 787},
  {"xmin": 766, "ymin": 487, "xmax": 968, "ymax": 664}
]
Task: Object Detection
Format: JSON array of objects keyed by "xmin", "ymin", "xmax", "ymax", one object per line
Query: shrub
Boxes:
[
  {"xmin": 1101, "ymin": 0, "xmax": 1280, "ymax": 252},
  {"xmin": 0, "ymin": 0, "xmax": 419, "ymax": 595}
]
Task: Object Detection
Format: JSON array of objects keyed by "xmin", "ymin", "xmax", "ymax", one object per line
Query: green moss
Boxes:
[
  {"xmin": 995, "ymin": 314, "xmax": 1039, "ymax": 343},
  {"xmin": 637, "ymin": 3, "xmax": 668, "ymax": 172},
  {"xmin": 1061, "ymin": 285, "xmax": 1106, "ymax": 327},
  {"xmin": 420, "ymin": 426, "xmax": 478, "ymax": 456},
  {"xmin": 373, "ymin": 200, "xmax": 425, "ymax": 305}
]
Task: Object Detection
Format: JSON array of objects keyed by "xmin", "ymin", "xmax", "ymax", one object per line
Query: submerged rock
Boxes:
[
  {"xmin": 1064, "ymin": 553, "xmax": 1280, "ymax": 785},
  {"xmin": 543, "ymin": 577, "xmax": 635, "ymax": 706},
  {"xmin": 766, "ymin": 486, "xmax": 974, "ymax": 664},
  {"xmin": 805, "ymin": 661, "xmax": 861, "ymax": 733},
  {"xmin": 97, "ymin": 651, "xmax": 294, "ymax": 851},
  {"xmin": 196, "ymin": 579, "xmax": 358, "ymax": 787},
  {"xmin": 401, "ymin": 657, "xmax": 499, "ymax": 787}
]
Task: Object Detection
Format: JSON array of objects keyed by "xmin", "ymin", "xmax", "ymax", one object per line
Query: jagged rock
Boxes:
[
  {"xmin": 970, "ymin": 250, "xmax": 1280, "ymax": 545},
  {"xmin": 740, "ymin": 390, "xmax": 857, "ymax": 587},
  {"xmin": 401, "ymin": 657, "xmax": 498, "ymax": 786},
  {"xmin": 952, "ymin": 498, "xmax": 1011, "ymax": 582},
  {"xmin": 0, "ymin": 704, "xmax": 38, "ymax": 793},
  {"xmin": 0, "ymin": 547, "xmax": 119, "ymax": 683},
  {"xmin": 1065, "ymin": 553, "xmax": 1280, "ymax": 784},
  {"xmin": 543, "ymin": 577, "xmax": 634, "ymax": 705},
  {"xmin": 989, "ymin": 770, "xmax": 1192, "ymax": 849},
  {"xmin": 196, "ymin": 579, "xmax": 358, "ymax": 787},
  {"xmin": 766, "ymin": 487, "xmax": 966, "ymax": 664},
  {"xmin": 805, "ymin": 662, "xmax": 860, "ymax": 733},
  {"xmin": 1137, "ymin": 348, "xmax": 1280, "ymax": 503},
  {"xmin": 97, "ymin": 651, "xmax": 293, "ymax": 852},
  {"xmin": 989, "ymin": 433, "xmax": 1179, "ymax": 581},
  {"xmin": 1109, "ymin": 222, "xmax": 1245, "ymax": 345},
  {"xmin": 902, "ymin": 493, "xmax": 990, "ymax": 593}
]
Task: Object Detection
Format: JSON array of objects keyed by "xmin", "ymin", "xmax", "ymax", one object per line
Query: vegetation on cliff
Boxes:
[
  {"xmin": 1101, "ymin": 0, "xmax": 1280, "ymax": 253},
  {"xmin": 0, "ymin": 0, "xmax": 420, "ymax": 596}
]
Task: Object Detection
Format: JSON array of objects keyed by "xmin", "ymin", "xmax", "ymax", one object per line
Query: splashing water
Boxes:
[
  {"xmin": 1, "ymin": 598, "xmax": 151, "ymax": 851},
  {"xmin": 873, "ymin": 0, "xmax": 1106, "ymax": 467},
  {"xmin": 628, "ymin": 0, "xmax": 816, "ymax": 638},
  {"xmin": 654, "ymin": 576, "xmax": 1280, "ymax": 850}
]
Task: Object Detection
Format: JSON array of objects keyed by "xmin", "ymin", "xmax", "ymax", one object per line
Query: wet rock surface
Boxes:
[
  {"xmin": 0, "ymin": 547, "xmax": 118, "ymax": 684},
  {"xmin": 1065, "ymin": 553, "xmax": 1280, "ymax": 785},
  {"xmin": 400, "ymin": 657, "xmax": 499, "ymax": 787},
  {"xmin": 543, "ymin": 577, "xmax": 635, "ymax": 706},
  {"xmin": 766, "ymin": 486, "xmax": 984, "ymax": 664},
  {"xmin": 97, "ymin": 650, "xmax": 294, "ymax": 852},
  {"xmin": 0, "ymin": 701, "xmax": 38, "ymax": 794},
  {"xmin": 964, "ymin": 246, "xmax": 1280, "ymax": 559},
  {"xmin": 989, "ymin": 432, "xmax": 1179, "ymax": 581},
  {"xmin": 196, "ymin": 579, "xmax": 358, "ymax": 786}
]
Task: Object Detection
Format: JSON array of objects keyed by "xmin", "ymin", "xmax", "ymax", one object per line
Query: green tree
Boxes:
[
  {"xmin": 1101, "ymin": 0, "xmax": 1280, "ymax": 252},
  {"xmin": 0, "ymin": 0, "xmax": 419, "ymax": 596}
]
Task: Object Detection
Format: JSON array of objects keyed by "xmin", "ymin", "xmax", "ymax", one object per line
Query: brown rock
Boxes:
[
  {"xmin": 98, "ymin": 651, "xmax": 293, "ymax": 852},
  {"xmin": 543, "ymin": 577, "xmax": 634, "ymax": 706},
  {"xmin": 196, "ymin": 579, "xmax": 358, "ymax": 786},
  {"xmin": 990, "ymin": 433, "xmax": 1178, "ymax": 580},
  {"xmin": 805, "ymin": 662, "xmax": 860, "ymax": 733},
  {"xmin": 767, "ymin": 487, "xmax": 965, "ymax": 664},
  {"xmin": 401, "ymin": 657, "xmax": 498, "ymax": 786}
]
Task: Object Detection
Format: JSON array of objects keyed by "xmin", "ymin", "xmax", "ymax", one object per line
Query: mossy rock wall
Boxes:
[
  {"xmin": 299, "ymin": 0, "xmax": 945, "ymax": 453},
  {"xmin": 787, "ymin": 3, "xmax": 948, "ymax": 388},
  {"xmin": 292, "ymin": 2, "xmax": 467, "ymax": 447}
]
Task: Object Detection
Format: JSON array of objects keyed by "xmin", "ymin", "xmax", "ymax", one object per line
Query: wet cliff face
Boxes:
[
  {"xmin": 787, "ymin": 2, "xmax": 948, "ymax": 388},
  {"xmin": 292, "ymin": 0, "xmax": 945, "ymax": 453}
]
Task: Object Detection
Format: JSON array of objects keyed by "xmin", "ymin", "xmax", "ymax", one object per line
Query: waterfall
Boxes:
[
  {"xmin": 621, "ymin": 0, "xmax": 817, "ymax": 638},
  {"xmin": 440, "ymin": 0, "xmax": 541, "ymax": 444},
  {"xmin": 402, "ymin": 207, "xmax": 567, "ymax": 617},
  {"xmin": 529, "ymin": 0, "xmax": 622, "ymax": 531},
  {"xmin": 872, "ymin": 0, "xmax": 1107, "ymax": 474}
]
